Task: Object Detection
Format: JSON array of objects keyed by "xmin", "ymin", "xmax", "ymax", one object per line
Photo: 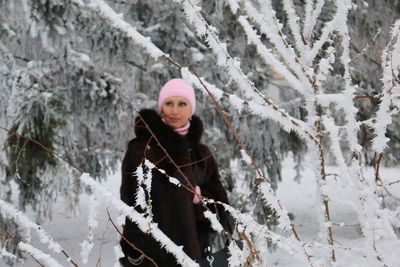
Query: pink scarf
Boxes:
[{"xmin": 173, "ymin": 121, "xmax": 190, "ymax": 136}]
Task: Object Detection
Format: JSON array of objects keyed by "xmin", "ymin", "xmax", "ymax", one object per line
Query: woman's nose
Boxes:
[{"xmin": 172, "ymin": 105, "xmax": 179, "ymax": 114}]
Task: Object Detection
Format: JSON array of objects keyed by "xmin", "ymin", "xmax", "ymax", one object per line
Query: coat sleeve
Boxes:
[
  {"xmin": 120, "ymin": 138, "xmax": 148, "ymax": 207},
  {"xmin": 198, "ymin": 145, "xmax": 233, "ymax": 234}
]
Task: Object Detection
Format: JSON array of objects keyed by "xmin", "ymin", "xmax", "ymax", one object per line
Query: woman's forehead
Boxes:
[{"xmin": 165, "ymin": 96, "xmax": 189, "ymax": 102}]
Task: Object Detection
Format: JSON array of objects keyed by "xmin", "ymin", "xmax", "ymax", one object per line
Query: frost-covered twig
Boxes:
[
  {"xmin": 0, "ymin": 199, "xmax": 79, "ymax": 267},
  {"xmin": 81, "ymin": 0, "xmax": 321, "ymax": 148},
  {"xmin": 86, "ymin": 0, "xmax": 164, "ymax": 60},
  {"xmin": 371, "ymin": 20, "xmax": 400, "ymax": 154},
  {"xmin": 15, "ymin": 138, "xmax": 30, "ymax": 185},
  {"xmin": 17, "ymin": 242, "xmax": 63, "ymax": 267},
  {"xmin": 80, "ymin": 192, "xmax": 98, "ymax": 264},
  {"xmin": 335, "ymin": 0, "xmax": 362, "ymax": 156},
  {"xmin": 175, "ymin": 0, "xmax": 315, "ymax": 122},
  {"xmin": 95, "ymin": 217, "xmax": 111, "ymax": 267},
  {"xmin": 187, "ymin": 67, "xmax": 314, "ymax": 266},
  {"xmin": 182, "ymin": 68, "xmax": 319, "ymax": 145},
  {"xmin": 282, "ymin": 0, "xmax": 308, "ymax": 54},
  {"xmin": 237, "ymin": 15, "xmax": 304, "ymax": 94},
  {"xmin": 314, "ymin": 105, "xmax": 336, "ymax": 262},
  {"xmin": 303, "ymin": 0, "xmax": 325, "ymax": 42},
  {"xmin": 0, "ymin": 125, "xmax": 197, "ymax": 266},
  {"xmin": 218, "ymin": 201, "xmax": 315, "ymax": 266},
  {"xmin": 351, "ymin": 27, "xmax": 382, "ymax": 62},
  {"xmin": 106, "ymin": 211, "xmax": 158, "ymax": 267},
  {"xmin": 241, "ymin": 0, "xmax": 313, "ymax": 88},
  {"xmin": 80, "ymin": 173, "xmax": 198, "ymax": 267}
]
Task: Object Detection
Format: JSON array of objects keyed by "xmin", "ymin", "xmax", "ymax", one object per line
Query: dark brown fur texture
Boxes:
[{"xmin": 120, "ymin": 109, "xmax": 230, "ymax": 266}]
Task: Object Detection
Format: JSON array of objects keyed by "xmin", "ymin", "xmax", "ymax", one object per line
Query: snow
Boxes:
[
  {"xmin": 2, "ymin": 155, "xmax": 399, "ymax": 266},
  {"xmin": 86, "ymin": 0, "xmax": 164, "ymax": 60},
  {"xmin": 17, "ymin": 242, "xmax": 63, "ymax": 267},
  {"xmin": 1, "ymin": 0, "xmax": 400, "ymax": 266}
]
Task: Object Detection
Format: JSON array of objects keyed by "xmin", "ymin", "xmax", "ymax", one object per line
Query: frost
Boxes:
[
  {"xmin": 203, "ymin": 210, "xmax": 224, "ymax": 232},
  {"xmin": 240, "ymin": 149, "xmax": 252, "ymax": 165},
  {"xmin": 113, "ymin": 244, "xmax": 125, "ymax": 266},
  {"xmin": 79, "ymin": 173, "xmax": 199, "ymax": 266},
  {"xmin": 0, "ymin": 247, "xmax": 18, "ymax": 261},
  {"xmin": 169, "ymin": 177, "xmax": 181, "ymax": 186},
  {"xmin": 17, "ymin": 242, "xmax": 63, "ymax": 267},
  {"xmin": 0, "ymin": 200, "xmax": 63, "ymax": 254},
  {"xmin": 80, "ymin": 240, "xmax": 94, "ymax": 264},
  {"xmin": 1, "ymin": 0, "xmax": 400, "ymax": 266},
  {"xmin": 86, "ymin": 0, "xmax": 164, "ymax": 59}
]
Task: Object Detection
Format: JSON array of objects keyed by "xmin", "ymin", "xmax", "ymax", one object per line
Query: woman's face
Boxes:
[{"xmin": 161, "ymin": 96, "xmax": 192, "ymax": 129}]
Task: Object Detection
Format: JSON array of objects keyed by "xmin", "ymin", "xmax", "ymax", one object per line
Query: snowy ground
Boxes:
[{"xmin": 4, "ymin": 155, "xmax": 400, "ymax": 267}]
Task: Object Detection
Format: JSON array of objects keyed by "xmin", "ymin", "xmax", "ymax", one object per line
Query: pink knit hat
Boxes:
[{"xmin": 158, "ymin": 78, "xmax": 196, "ymax": 115}]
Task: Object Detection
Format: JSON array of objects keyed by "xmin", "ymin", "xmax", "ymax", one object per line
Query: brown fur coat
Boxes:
[{"xmin": 120, "ymin": 109, "xmax": 230, "ymax": 266}]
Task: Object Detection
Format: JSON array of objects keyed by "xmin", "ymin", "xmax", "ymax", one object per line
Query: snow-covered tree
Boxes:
[{"xmin": 1, "ymin": 0, "xmax": 400, "ymax": 266}]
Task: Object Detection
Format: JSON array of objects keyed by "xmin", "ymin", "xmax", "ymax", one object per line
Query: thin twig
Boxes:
[
  {"xmin": 375, "ymin": 153, "xmax": 384, "ymax": 184},
  {"xmin": 96, "ymin": 218, "xmax": 111, "ymax": 267},
  {"xmin": 0, "ymin": 225, "xmax": 48, "ymax": 267},
  {"xmin": 0, "ymin": 126, "xmax": 84, "ymax": 174},
  {"xmin": 188, "ymin": 65, "xmax": 269, "ymax": 184},
  {"xmin": 15, "ymin": 138, "xmax": 30, "ymax": 186},
  {"xmin": 239, "ymin": 231, "xmax": 260, "ymax": 267},
  {"xmin": 351, "ymin": 27, "xmax": 382, "ymax": 62},
  {"xmin": 388, "ymin": 179, "xmax": 400, "ymax": 186},
  {"xmin": 116, "ymin": 91, "xmax": 199, "ymax": 198},
  {"xmin": 353, "ymin": 95, "xmax": 380, "ymax": 100},
  {"xmin": 315, "ymin": 105, "xmax": 336, "ymax": 262},
  {"xmin": 106, "ymin": 210, "xmax": 158, "ymax": 267},
  {"xmin": 373, "ymin": 241, "xmax": 389, "ymax": 267},
  {"xmin": 0, "ymin": 127, "xmax": 81, "ymax": 267}
]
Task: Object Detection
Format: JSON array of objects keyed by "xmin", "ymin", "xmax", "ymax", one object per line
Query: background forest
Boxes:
[{"xmin": 0, "ymin": 0, "xmax": 400, "ymax": 266}]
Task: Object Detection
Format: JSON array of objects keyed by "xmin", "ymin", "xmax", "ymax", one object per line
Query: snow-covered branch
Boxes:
[
  {"xmin": 242, "ymin": 0, "xmax": 313, "ymax": 90},
  {"xmin": 17, "ymin": 242, "xmax": 63, "ymax": 267},
  {"xmin": 182, "ymin": 68, "xmax": 320, "ymax": 146},
  {"xmin": 371, "ymin": 20, "xmax": 400, "ymax": 153},
  {"xmin": 0, "ymin": 199, "xmax": 77, "ymax": 266},
  {"xmin": 303, "ymin": 0, "xmax": 325, "ymax": 41},
  {"xmin": 282, "ymin": 0, "xmax": 308, "ymax": 54},
  {"xmin": 79, "ymin": 173, "xmax": 199, "ymax": 267},
  {"xmin": 237, "ymin": 15, "xmax": 305, "ymax": 94},
  {"xmin": 86, "ymin": 0, "xmax": 164, "ymax": 60}
]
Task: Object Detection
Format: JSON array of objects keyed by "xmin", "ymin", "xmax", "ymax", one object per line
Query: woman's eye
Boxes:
[
  {"xmin": 179, "ymin": 102, "xmax": 187, "ymax": 107},
  {"xmin": 165, "ymin": 101, "xmax": 173, "ymax": 106}
]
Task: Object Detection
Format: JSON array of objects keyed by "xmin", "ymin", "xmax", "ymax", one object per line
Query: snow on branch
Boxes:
[
  {"xmin": 175, "ymin": 0, "xmax": 285, "ymax": 103},
  {"xmin": 219, "ymin": 202, "xmax": 315, "ymax": 266},
  {"xmin": 335, "ymin": 0, "xmax": 362, "ymax": 155},
  {"xmin": 0, "ymin": 247, "xmax": 19, "ymax": 262},
  {"xmin": 237, "ymin": 15, "xmax": 306, "ymax": 94},
  {"xmin": 282, "ymin": 0, "xmax": 308, "ymax": 54},
  {"xmin": 371, "ymin": 20, "xmax": 400, "ymax": 153},
  {"xmin": 303, "ymin": 0, "xmax": 325, "ymax": 41},
  {"xmin": 80, "ymin": 192, "xmax": 98, "ymax": 264},
  {"xmin": 182, "ymin": 68, "xmax": 320, "ymax": 146},
  {"xmin": 0, "ymin": 198, "xmax": 81, "ymax": 266},
  {"xmin": 82, "ymin": 0, "xmax": 321, "ymax": 150},
  {"xmin": 321, "ymin": 115, "xmax": 349, "ymax": 176},
  {"xmin": 241, "ymin": 1, "xmax": 313, "ymax": 88},
  {"xmin": 79, "ymin": 173, "xmax": 199, "ymax": 267},
  {"xmin": 85, "ymin": 0, "xmax": 164, "ymax": 60},
  {"xmin": 17, "ymin": 242, "xmax": 63, "ymax": 267},
  {"xmin": 306, "ymin": 0, "xmax": 352, "ymax": 64},
  {"xmin": 0, "ymin": 199, "xmax": 62, "ymax": 254}
]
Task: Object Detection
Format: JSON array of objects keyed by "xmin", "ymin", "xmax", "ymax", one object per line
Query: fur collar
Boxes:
[{"xmin": 134, "ymin": 109, "xmax": 204, "ymax": 155}]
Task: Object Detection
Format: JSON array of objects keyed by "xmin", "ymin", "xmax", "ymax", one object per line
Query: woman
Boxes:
[{"xmin": 119, "ymin": 78, "xmax": 231, "ymax": 266}]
